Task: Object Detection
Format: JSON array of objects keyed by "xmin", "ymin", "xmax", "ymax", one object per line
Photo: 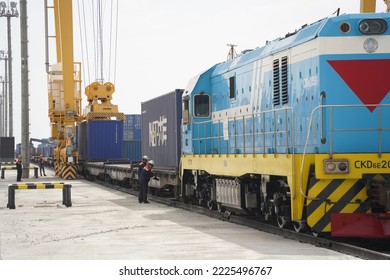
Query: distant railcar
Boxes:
[{"xmin": 181, "ymin": 13, "xmax": 390, "ymax": 237}]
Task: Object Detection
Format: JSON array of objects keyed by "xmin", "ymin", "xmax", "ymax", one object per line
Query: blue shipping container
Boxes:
[
  {"xmin": 123, "ymin": 128, "xmax": 142, "ymax": 141},
  {"xmin": 125, "ymin": 114, "xmax": 141, "ymax": 130},
  {"xmin": 78, "ymin": 120, "xmax": 124, "ymax": 161},
  {"xmin": 123, "ymin": 140, "xmax": 142, "ymax": 162}
]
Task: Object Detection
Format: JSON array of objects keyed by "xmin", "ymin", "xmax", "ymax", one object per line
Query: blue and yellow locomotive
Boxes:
[{"xmin": 181, "ymin": 13, "xmax": 390, "ymax": 237}]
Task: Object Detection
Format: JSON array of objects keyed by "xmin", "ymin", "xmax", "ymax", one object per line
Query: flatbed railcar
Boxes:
[{"xmin": 180, "ymin": 13, "xmax": 390, "ymax": 238}]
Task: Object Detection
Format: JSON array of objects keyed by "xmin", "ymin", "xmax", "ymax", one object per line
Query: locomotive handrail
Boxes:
[
  {"xmin": 192, "ymin": 106, "xmax": 295, "ymax": 156},
  {"xmin": 320, "ymin": 91, "xmax": 326, "ymax": 144},
  {"xmin": 300, "ymin": 103, "xmax": 390, "ymax": 201},
  {"xmin": 192, "ymin": 106, "xmax": 296, "ymax": 199}
]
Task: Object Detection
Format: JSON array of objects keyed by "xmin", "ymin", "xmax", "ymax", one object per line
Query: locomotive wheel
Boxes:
[
  {"xmin": 276, "ymin": 215, "xmax": 287, "ymax": 229},
  {"xmin": 217, "ymin": 203, "xmax": 225, "ymax": 213},
  {"xmin": 207, "ymin": 200, "xmax": 216, "ymax": 210},
  {"xmin": 293, "ymin": 221, "xmax": 305, "ymax": 233}
]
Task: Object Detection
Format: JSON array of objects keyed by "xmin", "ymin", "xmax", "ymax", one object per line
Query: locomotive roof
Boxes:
[{"xmin": 210, "ymin": 13, "xmax": 390, "ymax": 77}]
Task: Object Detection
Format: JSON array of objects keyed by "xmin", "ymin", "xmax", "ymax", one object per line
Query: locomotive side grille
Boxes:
[
  {"xmin": 273, "ymin": 59, "xmax": 280, "ymax": 106},
  {"xmin": 281, "ymin": 56, "xmax": 288, "ymax": 105}
]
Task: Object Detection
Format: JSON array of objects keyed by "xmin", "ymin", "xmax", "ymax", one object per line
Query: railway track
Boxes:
[{"xmin": 90, "ymin": 178, "xmax": 390, "ymax": 260}]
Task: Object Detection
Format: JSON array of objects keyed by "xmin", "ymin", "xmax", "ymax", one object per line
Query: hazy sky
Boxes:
[{"xmin": 0, "ymin": 0, "xmax": 388, "ymax": 145}]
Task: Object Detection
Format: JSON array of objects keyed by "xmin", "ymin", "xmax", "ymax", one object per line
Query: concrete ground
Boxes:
[{"xmin": 0, "ymin": 166, "xmax": 358, "ymax": 260}]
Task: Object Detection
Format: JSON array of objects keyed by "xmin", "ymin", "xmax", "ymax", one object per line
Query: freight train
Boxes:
[
  {"xmin": 78, "ymin": 89, "xmax": 183, "ymax": 196},
  {"xmin": 80, "ymin": 12, "xmax": 390, "ymax": 238}
]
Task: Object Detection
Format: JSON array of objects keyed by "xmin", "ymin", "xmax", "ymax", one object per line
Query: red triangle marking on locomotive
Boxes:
[{"xmin": 328, "ymin": 59, "xmax": 390, "ymax": 112}]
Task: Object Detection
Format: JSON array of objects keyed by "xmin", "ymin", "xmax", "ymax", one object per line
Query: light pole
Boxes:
[
  {"xmin": 20, "ymin": 0, "xmax": 30, "ymax": 177},
  {"xmin": 0, "ymin": 1, "xmax": 19, "ymax": 137},
  {"xmin": 0, "ymin": 75, "xmax": 4, "ymax": 137},
  {"xmin": 0, "ymin": 50, "xmax": 8, "ymax": 137}
]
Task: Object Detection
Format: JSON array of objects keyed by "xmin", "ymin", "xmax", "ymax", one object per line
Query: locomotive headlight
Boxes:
[
  {"xmin": 359, "ymin": 21, "xmax": 370, "ymax": 33},
  {"xmin": 363, "ymin": 38, "xmax": 378, "ymax": 53},
  {"xmin": 358, "ymin": 19, "xmax": 388, "ymax": 35},
  {"xmin": 323, "ymin": 159, "xmax": 350, "ymax": 174},
  {"xmin": 338, "ymin": 162, "xmax": 348, "ymax": 172},
  {"xmin": 325, "ymin": 162, "xmax": 337, "ymax": 172}
]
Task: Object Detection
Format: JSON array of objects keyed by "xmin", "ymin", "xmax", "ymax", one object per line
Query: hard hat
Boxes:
[
  {"xmin": 148, "ymin": 160, "xmax": 155, "ymax": 166},
  {"xmin": 142, "ymin": 155, "xmax": 149, "ymax": 160}
]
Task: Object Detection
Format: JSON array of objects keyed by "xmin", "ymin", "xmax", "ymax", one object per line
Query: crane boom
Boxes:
[{"xmin": 45, "ymin": 0, "xmax": 82, "ymax": 179}]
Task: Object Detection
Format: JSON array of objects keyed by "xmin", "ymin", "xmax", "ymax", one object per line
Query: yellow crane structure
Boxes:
[
  {"xmin": 360, "ymin": 0, "xmax": 390, "ymax": 12},
  {"xmin": 45, "ymin": 0, "xmax": 124, "ymax": 179},
  {"xmin": 45, "ymin": 0, "xmax": 82, "ymax": 179},
  {"xmin": 83, "ymin": 81, "xmax": 124, "ymax": 122}
]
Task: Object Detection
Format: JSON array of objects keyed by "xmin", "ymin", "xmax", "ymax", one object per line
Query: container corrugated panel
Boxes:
[
  {"xmin": 15, "ymin": 143, "xmax": 21, "ymax": 156},
  {"xmin": 78, "ymin": 120, "xmax": 124, "ymax": 161},
  {"xmin": 123, "ymin": 128, "xmax": 142, "ymax": 141},
  {"xmin": 77, "ymin": 121, "xmax": 87, "ymax": 160},
  {"xmin": 125, "ymin": 114, "xmax": 141, "ymax": 130},
  {"xmin": 141, "ymin": 89, "xmax": 183, "ymax": 168},
  {"xmin": 123, "ymin": 140, "xmax": 142, "ymax": 162},
  {"xmin": 0, "ymin": 137, "xmax": 15, "ymax": 161}
]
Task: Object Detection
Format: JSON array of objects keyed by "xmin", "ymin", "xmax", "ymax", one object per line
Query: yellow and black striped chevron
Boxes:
[
  {"xmin": 61, "ymin": 164, "xmax": 77, "ymax": 180},
  {"xmin": 306, "ymin": 174, "xmax": 387, "ymax": 233}
]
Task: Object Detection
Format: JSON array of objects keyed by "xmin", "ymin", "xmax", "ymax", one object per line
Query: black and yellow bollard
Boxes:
[
  {"xmin": 7, "ymin": 182, "xmax": 72, "ymax": 209},
  {"xmin": 1, "ymin": 166, "xmax": 39, "ymax": 179}
]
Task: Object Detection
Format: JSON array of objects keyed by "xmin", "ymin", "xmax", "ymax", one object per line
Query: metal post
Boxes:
[
  {"xmin": 20, "ymin": 0, "xmax": 30, "ymax": 178},
  {"xmin": 7, "ymin": 15, "xmax": 13, "ymax": 137},
  {"xmin": 0, "ymin": 52, "xmax": 8, "ymax": 136},
  {"xmin": 62, "ymin": 186, "xmax": 67, "ymax": 205},
  {"xmin": 65, "ymin": 185, "xmax": 72, "ymax": 207},
  {"xmin": 7, "ymin": 185, "xmax": 15, "ymax": 209},
  {"xmin": 0, "ymin": 77, "xmax": 3, "ymax": 136},
  {"xmin": 4, "ymin": 56, "xmax": 7, "ymax": 136}
]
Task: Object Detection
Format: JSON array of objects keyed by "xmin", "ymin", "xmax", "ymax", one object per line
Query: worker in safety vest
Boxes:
[
  {"xmin": 138, "ymin": 155, "xmax": 148, "ymax": 179},
  {"xmin": 38, "ymin": 154, "xmax": 47, "ymax": 176},
  {"xmin": 138, "ymin": 160, "xmax": 155, "ymax": 204},
  {"xmin": 16, "ymin": 155, "xmax": 23, "ymax": 182}
]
